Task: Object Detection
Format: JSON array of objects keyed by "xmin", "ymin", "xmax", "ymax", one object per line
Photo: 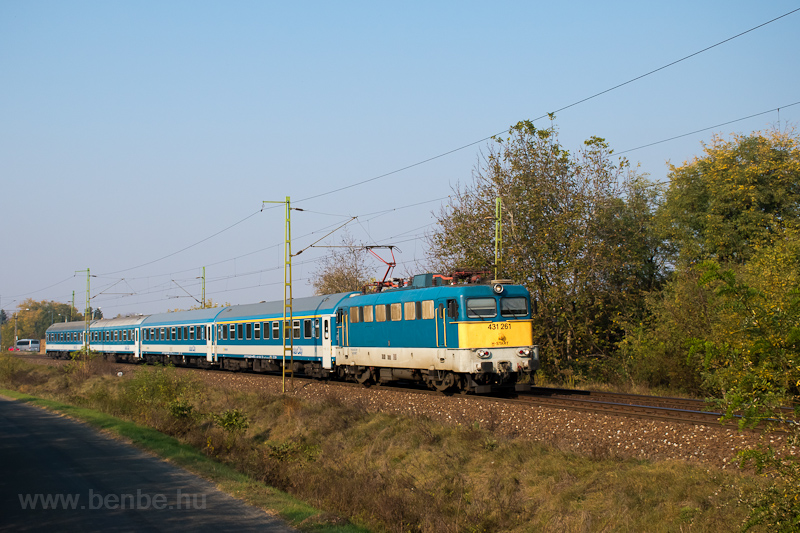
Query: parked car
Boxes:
[{"xmin": 15, "ymin": 339, "xmax": 40, "ymax": 352}]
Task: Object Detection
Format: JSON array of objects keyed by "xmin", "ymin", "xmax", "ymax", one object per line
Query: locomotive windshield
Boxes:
[
  {"xmin": 466, "ymin": 298, "xmax": 497, "ymax": 318},
  {"xmin": 500, "ymin": 297, "xmax": 528, "ymax": 317}
]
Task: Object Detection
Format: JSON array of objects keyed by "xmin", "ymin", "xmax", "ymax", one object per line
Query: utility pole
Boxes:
[
  {"xmin": 201, "ymin": 267, "xmax": 206, "ymax": 308},
  {"xmin": 494, "ymin": 197, "xmax": 503, "ymax": 280},
  {"xmin": 75, "ymin": 269, "xmax": 91, "ymax": 352},
  {"xmin": 263, "ymin": 197, "xmax": 294, "ymax": 393}
]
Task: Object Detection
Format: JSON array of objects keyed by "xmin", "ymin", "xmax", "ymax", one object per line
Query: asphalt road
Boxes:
[{"xmin": 0, "ymin": 395, "xmax": 295, "ymax": 532}]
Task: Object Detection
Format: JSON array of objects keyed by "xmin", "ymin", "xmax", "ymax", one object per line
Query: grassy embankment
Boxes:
[{"xmin": 0, "ymin": 354, "xmax": 765, "ymax": 532}]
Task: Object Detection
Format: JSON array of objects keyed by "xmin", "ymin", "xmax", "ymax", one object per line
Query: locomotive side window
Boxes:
[
  {"xmin": 375, "ymin": 304, "xmax": 387, "ymax": 322},
  {"xmin": 421, "ymin": 300, "xmax": 435, "ymax": 320},
  {"xmin": 363, "ymin": 305, "xmax": 373, "ymax": 322},
  {"xmin": 501, "ymin": 297, "xmax": 528, "ymax": 317},
  {"xmin": 404, "ymin": 301, "xmax": 416, "ymax": 320},
  {"xmin": 349, "ymin": 307, "xmax": 360, "ymax": 323},
  {"xmin": 446, "ymin": 299, "xmax": 458, "ymax": 319},
  {"xmin": 390, "ymin": 303, "xmax": 402, "ymax": 321},
  {"xmin": 466, "ymin": 298, "xmax": 497, "ymax": 318}
]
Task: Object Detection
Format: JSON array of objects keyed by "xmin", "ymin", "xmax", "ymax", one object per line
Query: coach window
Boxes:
[
  {"xmin": 177, "ymin": 327, "xmax": 182, "ymax": 341},
  {"xmin": 254, "ymin": 322, "xmax": 261, "ymax": 340},
  {"xmin": 314, "ymin": 319, "xmax": 320, "ymax": 338},
  {"xmin": 272, "ymin": 321, "xmax": 280, "ymax": 340},
  {"xmin": 229, "ymin": 324, "xmax": 235, "ymax": 340},
  {"xmin": 291, "ymin": 320, "xmax": 300, "ymax": 339},
  {"xmin": 199, "ymin": 326, "xmax": 205, "ymax": 341},
  {"xmin": 391, "ymin": 303, "xmax": 402, "ymax": 321},
  {"xmin": 363, "ymin": 305, "xmax": 373, "ymax": 323},
  {"xmin": 466, "ymin": 298, "xmax": 497, "ymax": 319},
  {"xmin": 188, "ymin": 327, "xmax": 194, "ymax": 341},
  {"xmin": 169, "ymin": 327, "xmax": 174, "ymax": 340},
  {"xmin": 303, "ymin": 319, "xmax": 312, "ymax": 338},
  {"xmin": 375, "ymin": 304, "xmax": 387, "ymax": 322},
  {"xmin": 183, "ymin": 326, "xmax": 188, "ymax": 340},
  {"xmin": 246, "ymin": 323, "xmax": 252, "ymax": 340}
]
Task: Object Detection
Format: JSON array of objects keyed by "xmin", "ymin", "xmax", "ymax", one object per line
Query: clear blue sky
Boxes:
[{"xmin": 2, "ymin": 1, "xmax": 799, "ymax": 317}]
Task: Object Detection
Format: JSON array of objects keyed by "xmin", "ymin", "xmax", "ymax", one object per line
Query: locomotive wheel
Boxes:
[
  {"xmin": 434, "ymin": 371, "xmax": 456, "ymax": 392},
  {"xmin": 355, "ymin": 368, "xmax": 373, "ymax": 386}
]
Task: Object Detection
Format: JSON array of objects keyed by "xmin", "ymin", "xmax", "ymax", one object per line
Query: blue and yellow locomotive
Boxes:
[{"xmin": 46, "ymin": 274, "xmax": 539, "ymax": 393}]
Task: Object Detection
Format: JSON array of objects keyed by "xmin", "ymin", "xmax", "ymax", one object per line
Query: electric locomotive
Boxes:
[{"xmin": 45, "ymin": 274, "xmax": 539, "ymax": 394}]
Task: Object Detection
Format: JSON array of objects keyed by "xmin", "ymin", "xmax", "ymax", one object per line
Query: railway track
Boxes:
[
  {"xmin": 17, "ymin": 353, "xmax": 785, "ymax": 431},
  {"xmin": 516, "ymin": 387, "xmax": 725, "ymax": 428}
]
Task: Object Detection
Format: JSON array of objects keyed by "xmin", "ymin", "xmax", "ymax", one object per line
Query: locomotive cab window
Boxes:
[
  {"xmin": 501, "ymin": 297, "xmax": 528, "ymax": 317},
  {"xmin": 466, "ymin": 298, "xmax": 497, "ymax": 319}
]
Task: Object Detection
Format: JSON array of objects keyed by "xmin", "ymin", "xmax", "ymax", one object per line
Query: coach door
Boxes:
[
  {"xmin": 206, "ymin": 325, "xmax": 215, "ymax": 362},
  {"xmin": 321, "ymin": 317, "xmax": 333, "ymax": 369},
  {"xmin": 134, "ymin": 329, "xmax": 141, "ymax": 359}
]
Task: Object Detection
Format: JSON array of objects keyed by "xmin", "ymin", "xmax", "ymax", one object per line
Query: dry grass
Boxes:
[{"xmin": 0, "ymin": 354, "xmax": 767, "ymax": 532}]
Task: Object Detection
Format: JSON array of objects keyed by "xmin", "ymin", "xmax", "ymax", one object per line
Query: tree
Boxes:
[
  {"xmin": 310, "ymin": 231, "xmax": 375, "ymax": 295},
  {"xmin": 660, "ymin": 128, "xmax": 800, "ymax": 264},
  {"xmin": 0, "ymin": 299, "xmax": 81, "ymax": 350},
  {"xmin": 626, "ymin": 128, "xmax": 800, "ymax": 391},
  {"xmin": 692, "ymin": 230, "xmax": 800, "ymax": 531},
  {"xmin": 427, "ymin": 121, "xmax": 666, "ymax": 375}
]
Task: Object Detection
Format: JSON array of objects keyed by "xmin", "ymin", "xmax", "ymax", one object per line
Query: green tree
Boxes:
[
  {"xmin": 428, "ymin": 121, "xmax": 666, "ymax": 376},
  {"xmin": 661, "ymin": 128, "xmax": 800, "ymax": 264}
]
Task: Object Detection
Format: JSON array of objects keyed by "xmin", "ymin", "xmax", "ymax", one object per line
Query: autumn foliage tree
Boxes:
[
  {"xmin": 310, "ymin": 231, "xmax": 375, "ymax": 295},
  {"xmin": 427, "ymin": 120, "xmax": 666, "ymax": 376},
  {"xmin": 0, "ymin": 299, "xmax": 82, "ymax": 350},
  {"xmin": 634, "ymin": 128, "xmax": 800, "ymax": 530}
]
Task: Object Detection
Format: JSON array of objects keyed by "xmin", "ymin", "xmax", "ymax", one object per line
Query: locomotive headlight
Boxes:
[
  {"xmin": 476, "ymin": 349, "xmax": 491, "ymax": 359},
  {"xmin": 492, "ymin": 283, "xmax": 504, "ymax": 294},
  {"xmin": 518, "ymin": 348, "xmax": 531, "ymax": 357}
]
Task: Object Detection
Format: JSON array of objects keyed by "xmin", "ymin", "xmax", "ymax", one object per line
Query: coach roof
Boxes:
[
  {"xmin": 142, "ymin": 307, "xmax": 225, "ymax": 327},
  {"xmin": 216, "ymin": 292, "xmax": 359, "ymax": 321}
]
